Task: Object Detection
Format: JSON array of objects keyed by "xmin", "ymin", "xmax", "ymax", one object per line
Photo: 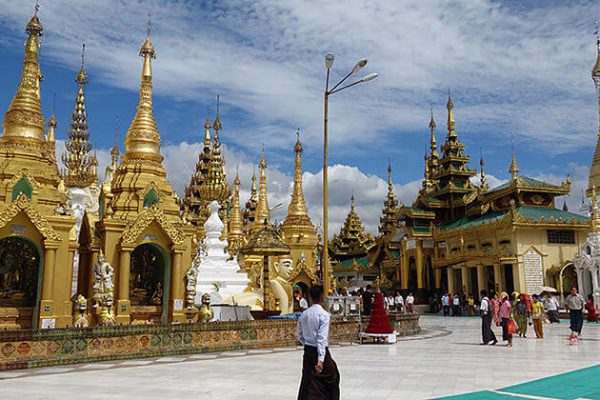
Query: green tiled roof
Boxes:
[
  {"xmin": 411, "ymin": 226, "xmax": 431, "ymax": 233},
  {"xmin": 487, "ymin": 176, "xmax": 560, "ymax": 194},
  {"xmin": 517, "ymin": 206, "xmax": 589, "ymax": 222},
  {"xmin": 439, "ymin": 206, "xmax": 589, "ymax": 231},
  {"xmin": 334, "ymin": 256, "xmax": 369, "ymax": 271},
  {"xmin": 439, "ymin": 211, "xmax": 507, "ymax": 231}
]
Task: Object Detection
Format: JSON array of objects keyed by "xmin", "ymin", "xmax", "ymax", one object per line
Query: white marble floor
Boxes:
[{"xmin": 1, "ymin": 316, "xmax": 599, "ymax": 399}]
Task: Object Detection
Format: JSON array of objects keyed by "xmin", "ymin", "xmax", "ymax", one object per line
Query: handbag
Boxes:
[{"xmin": 507, "ymin": 319, "xmax": 516, "ymax": 335}]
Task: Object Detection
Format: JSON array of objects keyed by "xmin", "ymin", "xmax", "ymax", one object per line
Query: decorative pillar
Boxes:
[
  {"xmin": 460, "ymin": 266, "xmax": 469, "ymax": 294},
  {"xmin": 477, "ymin": 265, "xmax": 486, "ymax": 297},
  {"xmin": 576, "ymin": 267, "xmax": 584, "ymax": 295},
  {"xmin": 447, "ymin": 268, "xmax": 455, "ymax": 294},
  {"xmin": 39, "ymin": 243, "xmax": 60, "ymax": 327},
  {"xmin": 434, "ymin": 268, "xmax": 441, "ymax": 290},
  {"xmin": 512, "ymin": 263, "xmax": 522, "ymax": 292},
  {"xmin": 86, "ymin": 248, "xmax": 99, "ymax": 299},
  {"xmin": 591, "ymin": 266, "xmax": 600, "ymax": 309},
  {"xmin": 400, "ymin": 239, "xmax": 409, "ymax": 289},
  {"xmin": 116, "ymin": 246, "xmax": 132, "ymax": 324},
  {"xmin": 416, "ymin": 239, "xmax": 424, "ymax": 289},
  {"xmin": 41, "ymin": 247, "xmax": 57, "ymax": 301},
  {"xmin": 493, "ymin": 264, "xmax": 502, "ymax": 293},
  {"xmin": 170, "ymin": 248, "xmax": 185, "ymax": 323}
]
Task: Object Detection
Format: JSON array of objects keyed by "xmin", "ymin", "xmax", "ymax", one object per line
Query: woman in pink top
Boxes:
[{"xmin": 499, "ymin": 292, "xmax": 513, "ymax": 347}]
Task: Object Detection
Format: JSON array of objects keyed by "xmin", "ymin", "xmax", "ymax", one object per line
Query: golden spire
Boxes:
[
  {"xmin": 286, "ymin": 130, "xmax": 309, "ymax": 218},
  {"xmin": 480, "ymin": 148, "xmax": 488, "ymax": 192},
  {"xmin": 204, "ymin": 118, "xmax": 211, "ymax": 148},
  {"xmin": 110, "ymin": 122, "xmax": 119, "ymax": 171},
  {"xmin": 586, "ymin": 21, "xmax": 600, "ymax": 194},
  {"xmin": 227, "ymin": 168, "xmax": 244, "ymax": 257},
  {"xmin": 2, "ymin": 3, "xmax": 45, "ymax": 141},
  {"xmin": 446, "ymin": 93, "xmax": 457, "ymax": 139},
  {"xmin": 47, "ymin": 94, "xmax": 56, "ymax": 143},
  {"xmin": 123, "ymin": 11, "xmax": 162, "ymax": 163},
  {"xmin": 253, "ymin": 145, "xmax": 270, "ymax": 230},
  {"xmin": 423, "ymin": 149, "xmax": 432, "ymax": 191},
  {"xmin": 591, "ymin": 185, "xmax": 600, "ymax": 231},
  {"xmin": 62, "ymin": 43, "xmax": 97, "ymax": 188},
  {"xmin": 509, "ymin": 134, "xmax": 519, "ymax": 180},
  {"xmin": 387, "ymin": 161, "xmax": 394, "ymax": 197},
  {"xmin": 429, "ymin": 106, "xmax": 438, "ymax": 160},
  {"xmin": 251, "ymin": 168, "xmax": 257, "ymax": 198}
]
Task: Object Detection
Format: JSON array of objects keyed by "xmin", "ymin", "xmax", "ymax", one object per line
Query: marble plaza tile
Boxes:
[{"xmin": 2, "ymin": 316, "xmax": 600, "ymax": 400}]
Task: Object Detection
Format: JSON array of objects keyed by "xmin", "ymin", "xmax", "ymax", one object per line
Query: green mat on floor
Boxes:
[
  {"xmin": 432, "ymin": 390, "xmax": 531, "ymax": 399},
  {"xmin": 500, "ymin": 364, "xmax": 600, "ymax": 400}
]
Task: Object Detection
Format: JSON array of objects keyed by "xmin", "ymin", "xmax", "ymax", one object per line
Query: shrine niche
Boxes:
[
  {"xmin": 0, "ymin": 236, "xmax": 41, "ymax": 309},
  {"xmin": 129, "ymin": 243, "xmax": 168, "ymax": 325}
]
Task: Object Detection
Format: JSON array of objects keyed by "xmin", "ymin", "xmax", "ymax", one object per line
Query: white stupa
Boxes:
[{"xmin": 195, "ymin": 201, "xmax": 249, "ymax": 304}]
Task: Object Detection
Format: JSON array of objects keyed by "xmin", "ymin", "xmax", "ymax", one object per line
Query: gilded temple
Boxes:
[{"xmin": 337, "ymin": 96, "xmax": 592, "ymax": 300}]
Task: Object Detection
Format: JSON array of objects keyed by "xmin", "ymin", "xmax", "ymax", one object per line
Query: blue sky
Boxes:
[{"xmin": 0, "ymin": 0, "xmax": 599, "ymax": 233}]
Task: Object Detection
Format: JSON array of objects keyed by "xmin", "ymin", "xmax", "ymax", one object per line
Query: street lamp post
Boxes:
[{"xmin": 322, "ymin": 53, "xmax": 378, "ymax": 295}]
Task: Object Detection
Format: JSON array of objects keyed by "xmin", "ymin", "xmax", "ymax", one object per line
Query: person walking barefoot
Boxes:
[{"xmin": 499, "ymin": 292, "xmax": 513, "ymax": 347}]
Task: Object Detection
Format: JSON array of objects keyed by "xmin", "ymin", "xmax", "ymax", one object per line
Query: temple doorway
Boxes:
[
  {"xmin": 0, "ymin": 236, "xmax": 42, "ymax": 329},
  {"xmin": 129, "ymin": 243, "xmax": 169, "ymax": 324},
  {"xmin": 503, "ymin": 264, "xmax": 515, "ymax": 295}
]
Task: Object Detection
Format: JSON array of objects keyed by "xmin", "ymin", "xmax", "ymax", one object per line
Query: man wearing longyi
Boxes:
[{"xmin": 297, "ymin": 285, "xmax": 340, "ymax": 400}]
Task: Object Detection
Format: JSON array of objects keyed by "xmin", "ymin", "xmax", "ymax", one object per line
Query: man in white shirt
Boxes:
[
  {"xmin": 441, "ymin": 293, "xmax": 450, "ymax": 316},
  {"xmin": 479, "ymin": 290, "xmax": 497, "ymax": 345},
  {"xmin": 546, "ymin": 292, "xmax": 560, "ymax": 323},
  {"xmin": 395, "ymin": 293, "xmax": 404, "ymax": 314},
  {"xmin": 406, "ymin": 292, "xmax": 415, "ymax": 313},
  {"xmin": 297, "ymin": 285, "xmax": 340, "ymax": 399}
]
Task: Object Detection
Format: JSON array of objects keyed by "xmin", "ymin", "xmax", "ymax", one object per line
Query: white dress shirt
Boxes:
[
  {"xmin": 480, "ymin": 297, "xmax": 489, "ymax": 313},
  {"xmin": 297, "ymin": 304, "xmax": 330, "ymax": 362}
]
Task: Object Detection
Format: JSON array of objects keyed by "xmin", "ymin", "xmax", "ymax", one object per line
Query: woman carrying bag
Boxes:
[{"xmin": 499, "ymin": 292, "xmax": 514, "ymax": 347}]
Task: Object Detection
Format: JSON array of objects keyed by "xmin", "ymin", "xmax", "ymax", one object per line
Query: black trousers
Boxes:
[
  {"xmin": 481, "ymin": 314, "xmax": 497, "ymax": 344},
  {"xmin": 548, "ymin": 310, "xmax": 560, "ymax": 323},
  {"xmin": 443, "ymin": 305, "xmax": 450, "ymax": 316},
  {"xmin": 298, "ymin": 346, "xmax": 340, "ymax": 400},
  {"xmin": 570, "ymin": 309, "xmax": 584, "ymax": 334}
]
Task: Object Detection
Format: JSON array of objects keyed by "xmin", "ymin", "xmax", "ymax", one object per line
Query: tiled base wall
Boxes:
[{"xmin": 0, "ymin": 319, "xmax": 361, "ymax": 371}]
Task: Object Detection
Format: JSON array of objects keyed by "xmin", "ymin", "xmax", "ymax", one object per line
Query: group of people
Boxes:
[{"xmin": 478, "ymin": 287, "xmax": 598, "ymax": 347}]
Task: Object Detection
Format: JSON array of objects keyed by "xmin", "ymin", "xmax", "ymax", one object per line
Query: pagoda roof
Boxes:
[
  {"xmin": 438, "ymin": 206, "xmax": 588, "ymax": 232},
  {"xmin": 484, "ymin": 176, "xmax": 570, "ymax": 200}
]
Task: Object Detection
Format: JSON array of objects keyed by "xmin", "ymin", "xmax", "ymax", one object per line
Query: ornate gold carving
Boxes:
[
  {"xmin": 121, "ymin": 205, "xmax": 185, "ymax": 245},
  {"xmin": 0, "ymin": 194, "xmax": 61, "ymax": 241}
]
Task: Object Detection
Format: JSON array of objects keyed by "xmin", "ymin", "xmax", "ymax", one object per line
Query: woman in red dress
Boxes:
[{"xmin": 587, "ymin": 294, "xmax": 599, "ymax": 323}]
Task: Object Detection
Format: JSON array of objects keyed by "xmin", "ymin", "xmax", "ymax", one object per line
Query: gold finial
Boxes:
[
  {"xmin": 351, "ymin": 193, "xmax": 356, "ymax": 211},
  {"xmin": 480, "ymin": 148, "xmax": 488, "ymax": 192},
  {"xmin": 26, "ymin": 1, "xmax": 43, "ymax": 36},
  {"xmin": 593, "ymin": 19, "xmax": 600, "ymax": 136},
  {"xmin": 76, "ymin": 43, "xmax": 88, "ymax": 84},
  {"xmin": 294, "ymin": 128, "xmax": 303, "ymax": 154},
  {"xmin": 509, "ymin": 133, "xmax": 519, "ymax": 180},
  {"xmin": 592, "ymin": 186, "xmax": 600, "ymax": 231},
  {"xmin": 227, "ymin": 165, "xmax": 244, "ymax": 256},
  {"xmin": 3, "ymin": 4, "xmax": 45, "ymax": 141},
  {"xmin": 447, "ymin": 91, "xmax": 456, "ymax": 139},
  {"xmin": 140, "ymin": 11, "xmax": 156, "ymax": 59},
  {"xmin": 213, "ymin": 95, "xmax": 223, "ymax": 132},
  {"xmin": 124, "ymin": 15, "xmax": 162, "ymax": 163},
  {"xmin": 234, "ymin": 164, "xmax": 240, "ymax": 186}
]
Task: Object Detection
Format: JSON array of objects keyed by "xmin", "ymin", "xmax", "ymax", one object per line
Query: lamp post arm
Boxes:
[
  {"xmin": 329, "ymin": 79, "xmax": 364, "ymax": 95},
  {"xmin": 329, "ymin": 69, "xmax": 354, "ymax": 93}
]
